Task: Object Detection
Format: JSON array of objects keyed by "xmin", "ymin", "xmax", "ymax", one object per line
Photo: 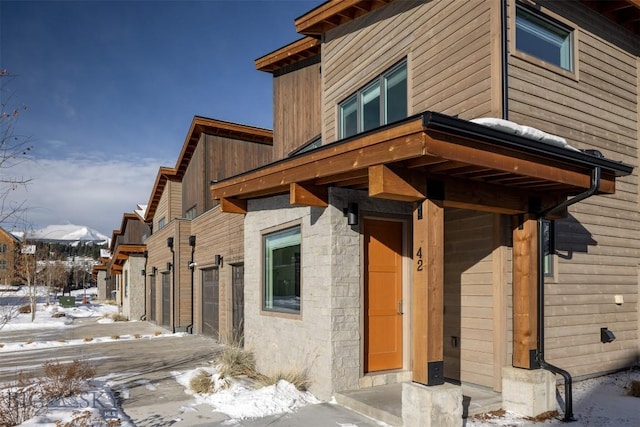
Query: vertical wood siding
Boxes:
[
  {"xmin": 273, "ymin": 62, "xmax": 322, "ymax": 159},
  {"xmin": 507, "ymin": 1, "xmax": 639, "ymax": 377},
  {"xmin": 322, "ymin": 0, "xmax": 494, "ymax": 144}
]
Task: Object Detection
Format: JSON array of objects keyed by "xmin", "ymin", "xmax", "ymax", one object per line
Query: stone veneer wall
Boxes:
[
  {"xmin": 123, "ymin": 256, "xmax": 146, "ymax": 321},
  {"xmin": 244, "ymin": 189, "xmax": 412, "ymax": 400}
]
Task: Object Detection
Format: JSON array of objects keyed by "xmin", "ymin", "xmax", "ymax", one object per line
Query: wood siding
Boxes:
[
  {"xmin": 273, "ymin": 62, "xmax": 322, "ymax": 159},
  {"xmin": 154, "ymin": 180, "xmax": 182, "ymax": 231},
  {"xmin": 444, "ymin": 208, "xmax": 495, "ymax": 389},
  {"xmin": 190, "ymin": 207, "xmax": 244, "ymax": 339},
  {"xmin": 507, "ymin": 1, "xmax": 639, "ymax": 377},
  {"xmin": 183, "ymin": 134, "xmax": 272, "ymax": 216},
  {"xmin": 322, "ymin": 0, "xmax": 495, "ymax": 144}
]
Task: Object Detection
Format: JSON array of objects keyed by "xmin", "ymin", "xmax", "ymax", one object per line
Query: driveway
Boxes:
[{"xmin": 0, "ymin": 318, "xmax": 381, "ymax": 426}]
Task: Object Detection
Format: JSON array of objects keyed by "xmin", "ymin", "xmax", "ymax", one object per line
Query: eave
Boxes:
[
  {"xmin": 255, "ymin": 37, "xmax": 321, "ymax": 73},
  {"xmin": 112, "ymin": 244, "xmax": 147, "ymax": 266},
  {"xmin": 144, "ymin": 166, "xmax": 179, "ymax": 223},
  {"xmin": 295, "ymin": 0, "xmax": 394, "ymax": 35},
  {"xmin": 580, "ymin": 0, "xmax": 640, "ymax": 34},
  {"xmin": 210, "ymin": 112, "xmax": 632, "ymax": 216}
]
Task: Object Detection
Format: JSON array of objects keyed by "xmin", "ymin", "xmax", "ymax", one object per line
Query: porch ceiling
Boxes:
[
  {"xmin": 112, "ymin": 244, "xmax": 146, "ymax": 265},
  {"xmin": 210, "ymin": 112, "xmax": 632, "ymax": 216}
]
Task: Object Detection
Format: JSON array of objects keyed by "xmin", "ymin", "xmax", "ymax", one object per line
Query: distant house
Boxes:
[
  {"xmin": 0, "ymin": 226, "xmax": 22, "ymax": 286},
  {"xmin": 210, "ymin": 0, "xmax": 638, "ymax": 424},
  {"xmin": 106, "ymin": 213, "xmax": 149, "ymax": 319},
  {"xmin": 143, "ymin": 117, "xmax": 272, "ymax": 336}
]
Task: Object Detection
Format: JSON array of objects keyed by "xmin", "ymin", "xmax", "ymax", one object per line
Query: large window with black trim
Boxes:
[
  {"xmin": 515, "ymin": 3, "xmax": 573, "ymax": 72},
  {"xmin": 338, "ymin": 60, "xmax": 407, "ymax": 139},
  {"xmin": 263, "ymin": 225, "xmax": 301, "ymax": 314}
]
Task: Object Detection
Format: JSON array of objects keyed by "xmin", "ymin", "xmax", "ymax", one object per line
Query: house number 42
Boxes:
[{"xmin": 416, "ymin": 247, "xmax": 423, "ymax": 271}]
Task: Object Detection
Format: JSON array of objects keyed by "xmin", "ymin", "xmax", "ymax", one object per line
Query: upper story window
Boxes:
[
  {"xmin": 157, "ymin": 217, "xmax": 166, "ymax": 229},
  {"xmin": 339, "ymin": 60, "xmax": 407, "ymax": 139},
  {"xmin": 515, "ymin": 4, "xmax": 573, "ymax": 72},
  {"xmin": 0, "ymin": 243, "xmax": 6, "ymax": 253},
  {"xmin": 185, "ymin": 206, "xmax": 197, "ymax": 220}
]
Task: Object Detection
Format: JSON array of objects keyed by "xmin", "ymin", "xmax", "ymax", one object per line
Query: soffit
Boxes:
[{"xmin": 255, "ymin": 37, "xmax": 321, "ymax": 73}]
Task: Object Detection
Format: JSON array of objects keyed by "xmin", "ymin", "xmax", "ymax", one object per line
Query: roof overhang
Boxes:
[
  {"xmin": 255, "ymin": 37, "xmax": 321, "ymax": 73},
  {"xmin": 296, "ymin": 0, "xmax": 640, "ymax": 36},
  {"xmin": 210, "ymin": 112, "xmax": 632, "ymax": 217},
  {"xmin": 112, "ymin": 244, "xmax": 146, "ymax": 266}
]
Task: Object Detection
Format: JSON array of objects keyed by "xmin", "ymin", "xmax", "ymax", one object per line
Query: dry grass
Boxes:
[
  {"xmin": 255, "ymin": 369, "xmax": 310, "ymax": 391},
  {"xmin": 19, "ymin": 304, "xmax": 31, "ymax": 314},
  {"xmin": 630, "ymin": 380, "xmax": 640, "ymax": 397},
  {"xmin": 154, "ymin": 331, "xmax": 162, "ymax": 336},
  {"xmin": 110, "ymin": 335, "xmax": 120, "ymax": 340},
  {"xmin": 0, "ymin": 344, "xmax": 4, "ymax": 349},
  {"xmin": 84, "ymin": 337, "xmax": 93, "ymax": 342},
  {"xmin": 525, "ymin": 410, "xmax": 559, "ymax": 422},
  {"xmin": 41, "ymin": 359, "xmax": 96, "ymax": 400},
  {"xmin": 215, "ymin": 345, "xmax": 257, "ymax": 379},
  {"xmin": 473, "ymin": 408, "xmax": 506, "ymax": 421},
  {"xmin": 111, "ymin": 313, "xmax": 127, "ymax": 322},
  {"xmin": 189, "ymin": 370, "xmax": 217, "ymax": 394},
  {"xmin": 134, "ymin": 334, "xmax": 142, "ymax": 339}
]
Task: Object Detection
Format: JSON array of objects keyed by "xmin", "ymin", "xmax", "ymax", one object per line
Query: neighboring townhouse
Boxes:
[
  {"xmin": 0, "ymin": 226, "xmax": 21, "ymax": 286},
  {"xmin": 144, "ymin": 117, "xmax": 272, "ymax": 336},
  {"xmin": 210, "ymin": 0, "xmax": 639, "ymax": 424},
  {"xmin": 106, "ymin": 213, "xmax": 149, "ymax": 320}
]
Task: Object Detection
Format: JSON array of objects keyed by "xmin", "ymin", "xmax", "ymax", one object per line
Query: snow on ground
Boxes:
[
  {"xmin": 173, "ymin": 367, "xmax": 320, "ymax": 420},
  {"xmin": 2, "ymin": 286, "xmax": 639, "ymax": 426}
]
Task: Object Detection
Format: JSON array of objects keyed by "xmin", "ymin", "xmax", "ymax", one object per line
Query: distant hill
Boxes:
[{"xmin": 27, "ymin": 224, "xmax": 110, "ymax": 245}]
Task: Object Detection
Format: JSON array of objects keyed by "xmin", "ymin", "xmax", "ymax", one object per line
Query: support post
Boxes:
[
  {"xmin": 511, "ymin": 214, "xmax": 538, "ymax": 369},
  {"xmin": 412, "ymin": 198, "xmax": 445, "ymax": 385}
]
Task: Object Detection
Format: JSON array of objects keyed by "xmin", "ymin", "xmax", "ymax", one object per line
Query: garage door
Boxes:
[{"xmin": 202, "ymin": 267, "xmax": 219, "ymax": 337}]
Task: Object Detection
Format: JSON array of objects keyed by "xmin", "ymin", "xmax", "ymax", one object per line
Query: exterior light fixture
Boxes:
[
  {"xmin": 214, "ymin": 254, "xmax": 223, "ymax": 267},
  {"xmin": 600, "ymin": 327, "xmax": 615, "ymax": 344},
  {"xmin": 167, "ymin": 237, "xmax": 174, "ymax": 248},
  {"xmin": 344, "ymin": 202, "xmax": 358, "ymax": 225},
  {"xmin": 141, "ymin": 269, "xmax": 146, "ymax": 276},
  {"xmin": 166, "ymin": 262, "xmax": 172, "ymax": 271},
  {"xmin": 151, "ymin": 267, "xmax": 157, "ymax": 276},
  {"xmin": 189, "ymin": 235, "xmax": 196, "ymax": 247}
]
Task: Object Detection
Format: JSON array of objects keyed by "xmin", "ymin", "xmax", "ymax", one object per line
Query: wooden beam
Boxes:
[
  {"xmin": 412, "ymin": 198, "xmax": 445, "ymax": 385},
  {"xmin": 440, "ymin": 176, "xmax": 530, "ymax": 215},
  {"xmin": 512, "ymin": 214, "xmax": 538, "ymax": 369},
  {"xmin": 220, "ymin": 198, "xmax": 247, "ymax": 214},
  {"xmin": 368, "ymin": 165, "xmax": 425, "ymax": 202},
  {"xmin": 290, "ymin": 183, "xmax": 328, "ymax": 207}
]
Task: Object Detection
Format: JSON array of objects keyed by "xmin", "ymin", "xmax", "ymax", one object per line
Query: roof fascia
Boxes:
[{"xmin": 255, "ymin": 37, "xmax": 320, "ymax": 73}]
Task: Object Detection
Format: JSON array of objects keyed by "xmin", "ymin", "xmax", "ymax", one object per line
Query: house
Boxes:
[
  {"xmin": 92, "ymin": 248, "xmax": 112, "ymax": 301},
  {"xmin": 143, "ymin": 117, "xmax": 272, "ymax": 336},
  {"xmin": 0, "ymin": 226, "xmax": 22, "ymax": 286},
  {"xmin": 210, "ymin": 0, "xmax": 638, "ymax": 425},
  {"xmin": 104, "ymin": 213, "xmax": 150, "ymax": 320}
]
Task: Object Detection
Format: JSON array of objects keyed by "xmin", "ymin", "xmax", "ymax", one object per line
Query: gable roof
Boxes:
[{"xmin": 255, "ymin": 37, "xmax": 321, "ymax": 73}]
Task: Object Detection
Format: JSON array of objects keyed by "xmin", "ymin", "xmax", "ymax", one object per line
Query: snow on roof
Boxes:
[{"xmin": 471, "ymin": 117, "xmax": 580, "ymax": 152}]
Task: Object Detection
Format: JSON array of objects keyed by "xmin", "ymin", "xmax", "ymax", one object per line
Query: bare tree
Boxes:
[{"xmin": 0, "ymin": 69, "xmax": 33, "ymax": 224}]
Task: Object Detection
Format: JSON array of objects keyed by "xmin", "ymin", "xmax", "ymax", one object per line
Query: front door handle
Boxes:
[{"xmin": 397, "ymin": 300, "xmax": 403, "ymax": 315}]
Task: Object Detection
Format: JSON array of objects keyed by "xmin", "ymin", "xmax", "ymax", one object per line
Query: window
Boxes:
[
  {"xmin": 263, "ymin": 226, "xmax": 301, "ymax": 314},
  {"xmin": 185, "ymin": 206, "xmax": 197, "ymax": 220},
  {"xmin": 339, "ymin": 60, "xmax": 407, "ymax": 139},
  {"xmin": 124, "ymin": 270, "xmax": 128, "ymax": 297},
  {"xmin": 516, "ymin": 4, "xmax": 573, "ymax": 72},
  {"xmin": 0, "ymin": 244, "xmax": 6, "ymax": 253},
  {"xmin": 157, "ymin": 217, "xmax": 166, "ymax": 229},
  {"xmin": 0, "ymin": 260, "xmax": 5, "ymax": 270},
  {"xmin": 542, "ymin": 220, "xmax": 554, "ymax": 277}
]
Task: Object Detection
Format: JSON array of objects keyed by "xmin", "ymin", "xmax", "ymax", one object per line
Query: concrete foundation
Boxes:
[
  {"xmin": 402, "ymin": 382, "xmax": 463, "ymax": 427},
  {"xmin": 502, "ymin": 367, "xmax": 556, "ymax": 417}
]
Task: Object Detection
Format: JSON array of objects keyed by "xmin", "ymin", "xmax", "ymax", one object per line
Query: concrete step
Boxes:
[{"xmin": 334, "ymin": 383, "xmax": 403, "ymax": 427}]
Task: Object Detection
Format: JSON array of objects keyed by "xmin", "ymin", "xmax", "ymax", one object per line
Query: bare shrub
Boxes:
[
  {"xmin": 630, "ymin": 380, "xmax": 640, "ymax": 397},
  {"xmin": 0, "ymin": 375, "xmax": 45, "ymax": 426},
  {"xmin": 189, "ymin": 370, "xmax": 215, "ymax": 394},
  {"xmin": 40, "ymin": 359, "xmax": 96, "ymax": 400},
  {"xmin": 134, "ymin": 334, "xmax": 141, "ymax": 339},
  {"xmin": 110, "ymin": 335, "xmax": 120, "ymax": 340},
  {"xmin": 154, "ymin": 331, "xmax": 162, "ymax": 336},
  {"xmin": 255, "ymin": 369, "xmax": 310, "ymax": 391},
  {"xmin": 54, "ymin": 409, "xmax": 122, "ymax": 427},
  {"xmin": 18, "ymin": 304, "xmax": 31, "ymax": 314},
  {"xmin": 84, "ymin": 337, "xmax": 93, "ymax": 342}
]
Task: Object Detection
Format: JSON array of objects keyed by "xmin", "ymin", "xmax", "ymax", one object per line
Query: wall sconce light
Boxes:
[
  {"xmin": 167, "ymin": 237, "xmax": 174, "ymax": 248},
  {"xmin": 141, "ymin": 269, "xmax": 146, "ymax": 276},
  {"xmin": 214, "ymin": 254, "xmax": 223, "ymax": 267},
  {"xmin": 600, "ymin": 327, "xmax": 616, "ymax": 344},
  {"xmin": 166, "ymin": 262, "xmax": 172, "ymax": 271},
  {"xmin": 151, "ymin": 267, "xmax": 157, "ymax": 276},
  {"xmin": 343, "ymin": 202, "xmax": 358, "ymax": 225},
  {"xmin": 189, "ymin": 235, "xmax": 196, "ymax": 247},
  {"xmin": 188, "ymin": 262, "xmax": 197, "ymax": 270}
]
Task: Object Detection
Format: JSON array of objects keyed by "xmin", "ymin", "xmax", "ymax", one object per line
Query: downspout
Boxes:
[
  {"xmin": 168, "ymin": 237, "xmax": 176, "ymax": 333},
  {"xmin": 140, "ymin": 250, "xmax": 148, "ymax": 321},
  {"xmin": 537, "ymin": 159, "xmax": 601, "ymax": 422},
  {"xmin": 187, "ymin": 235, "xmax": 195, "ymax": 334},
  {"xmin": 501, "ymin": 0, "xmax": 509, "ymax": 120}
]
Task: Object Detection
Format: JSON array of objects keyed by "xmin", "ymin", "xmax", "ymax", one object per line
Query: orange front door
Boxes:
[{"xmin": 364, "ymin": 218, "xmax": 403, "ymax": 372}]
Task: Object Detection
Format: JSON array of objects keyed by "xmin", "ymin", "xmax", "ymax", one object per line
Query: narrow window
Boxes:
[
  {"xmin": 338, "ymin": 60, "xmax": 407, "ymax": 139},
  {"xmin": 516, "ymin": 5, "xmax": 573, "ymax": 71},
  {"xmin": 157, "ymin": 217, "xmax": 166, "ymax": 229},
  {"xmin": 542, "ymin": 220, "xmax": 554, "ymax": 277},
  {"xmin": 263, "ymin": 226, "xmax": 301, "ymax": 314},
  {"xmin": 185, "ymin": 206, "xmax": 197, "ymax": 220}
]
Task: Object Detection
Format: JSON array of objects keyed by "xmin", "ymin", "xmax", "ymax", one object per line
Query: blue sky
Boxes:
[{"xmin": 1, "ymin": 0, "xmax": 319, "ymax": 235}]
